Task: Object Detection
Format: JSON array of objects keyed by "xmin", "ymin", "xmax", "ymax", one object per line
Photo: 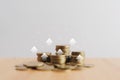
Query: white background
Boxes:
[{"xmin": 0, "ymin": 0, "xmax": 120, "ymax": 57}]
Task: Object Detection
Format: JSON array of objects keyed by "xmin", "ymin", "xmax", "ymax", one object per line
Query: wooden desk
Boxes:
[{"xmin": 0, "ymin": 58, "xmax": 120, "ymax": 80}]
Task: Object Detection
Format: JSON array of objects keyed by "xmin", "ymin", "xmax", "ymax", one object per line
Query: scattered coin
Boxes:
[
  {"xmin": 83, "ymin": 64, "xmax": 94, "ymax": 68},
  {"xmin": 69, "ymin": 65, "xmax": 78, "ymax": 70},
  {"xmin": 71, "ymin": 66, "xmax": 82, "ymax": 70},
  {"xmin": 36, "ymin": 64, "xmax": 54, "ymax": 71},
  {"xmin": 23, "ymin": 61, "xmax": 44, "ymax": 68},
  {"xmin": 15, "ymin": 64, "xmax": 28, "ymax": 71}
]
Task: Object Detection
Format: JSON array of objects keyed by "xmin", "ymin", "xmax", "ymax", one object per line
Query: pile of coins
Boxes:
[
  {"xmin": 15, "ymin": 61, "xmax": 94, "ymax": 71},
  {"xmin": 15, "ymin": 45, "xmax": 94, "ymax": 71}
]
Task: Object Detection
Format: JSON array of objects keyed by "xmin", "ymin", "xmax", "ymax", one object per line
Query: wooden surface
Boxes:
[{"xmin": 0, "ymin": 58, "xmax": 120, "ymax": 80}]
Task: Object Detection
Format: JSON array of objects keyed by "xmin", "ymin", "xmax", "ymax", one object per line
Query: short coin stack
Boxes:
[
  {"xmin": 71, "ymin": 51, "xmax": 85, "ymax": 66},
  {"xmin": 37, "ymin": 52, "xmax": 51, "ymax": 62}
]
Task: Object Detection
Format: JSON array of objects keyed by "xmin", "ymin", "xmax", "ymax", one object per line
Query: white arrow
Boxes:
[
  {"xmin": 46, "ymin": 38, "xmax": 53, "ymax": 45},
  {"xmin": 76, "ymin": 55, "xmax": 84, "ymax": 60},
  {"xmin": 41, "ymin": 53, "xmax": 48, "ymax": 61},
  {"xmin": 57, "ymin": 49, "xmax": 63, "ymax": 55},
  {"xmin": 30, "ymin": 46, "xmax": 38, "ymax": 53},
  {"xmin": 69, "ymin": 38, "xmax": 77, "ymax": 46}
]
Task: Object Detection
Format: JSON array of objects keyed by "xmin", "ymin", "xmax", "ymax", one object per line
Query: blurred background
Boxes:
[{"xmin": 0, "ymin": 0, "xmax": 120, "ymax": 57}]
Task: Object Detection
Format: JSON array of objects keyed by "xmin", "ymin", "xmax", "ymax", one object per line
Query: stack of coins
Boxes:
[
  {"xmin": 65, "ymin": 55, "xmax": 71, "ymax": 63},
  {"xmin": 37, "ymin": 53, "xmax": 43, "ymax": 62},
  {"xmin": 56, "ymin": 45, "xmax": 70, "ymax": 55},
  {"xmin": 72, "ymin": 51, "xmax": 85, "ymax": 58},
  {"xmin": 71, "ymin": 51, "xmax": 85, "ymax": 66},
  {"xmin": 50, "ymin": 55, "xmax": 66, "ymax": 64},
  {"xmin": 37, "ymin": 52, "xmax": 51, "ymax": 62},
  {"xmin": 71, "ymin": 55, "xmax": 77, "ymax": 63},
  {"xmin": 54, "ymin": 64, "xmax": 70, "ymax": 70},
  {"xmin": 46, "ymin": 52, "xmax": 51, "ymax": 62}
]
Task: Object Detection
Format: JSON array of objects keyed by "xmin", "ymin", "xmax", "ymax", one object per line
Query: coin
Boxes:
[
  {"xmin": 66, "ymin": 56, "xmax": 71, "ymax": 63},
  {"xmin": 71, "ymin": 55, "xmax": 77, "ymax": 63},
  {"xmin": 37, "ymin": 56, "xmax": 42, "ymax": 62},
  {"xmin": 23, "ymin": 61, "xmax": 44, "ymax": 68},
  {"xmin": 72, "ymin": 51, "xmax": 85, "ymax": 57},
  {"xmin": 37, "ymin": 53, "xmax": 43, "ymax": 56},
  {"xmin": 63, "ymin": 52, "xmax": 70, "ymax": 55},
  {"xmin": 62, "ymin": 49, "xmax": 70, "ymax": 52},
  {"xmin": 50, "ymin": 55, "xmax": 66, "ymax": 64},
  {"xmin": 46, "ymin": 56, "xmax": 51, "ymax": 62},
  {"xmin": 69, "ymin": 66, "xmax": 76, "ymax": 70},
  {"xmin": 72, "ymin": 66, "xmax": 82, "ymax": 70},
  {"xmin": 54, "ymin": 64, "xmax": 70, "ymax": 70},
  {"xmin": 37, "ymin": 52, "xmax": 51, "ymax": 56},
  {"xmin": 37, "ymin": 52, "xmax": 51, "ymax": 62},
  {"xmin": 55, "ymin": 45, "xmax": 70, "ymax": 56},
  {"xmin": 15, "ymin": 64, "xmax": 28, "ymax": 71},
  {"xmin": 83, "ymin": 64, "xmax": 94, "ymax": 68},
  {"xmin": 37, "ymin": 53, "xmax": 43, "ymax": 62},
  {"xmin": 56, "ymin": 45, "xmax": 70, "ymax": 51},
  {"xmin": 36, "ymin": 64, "xmax": 54, "ymax": 71}
]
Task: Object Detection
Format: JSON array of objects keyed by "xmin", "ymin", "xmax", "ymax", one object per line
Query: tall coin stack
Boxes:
[
  {"xmin": 56, "ymin": 45, "xmax": 70, "ymax": 55},
  {"xmin": 50, "ymin": 55, "xmax": 66, "ymax": 64}
]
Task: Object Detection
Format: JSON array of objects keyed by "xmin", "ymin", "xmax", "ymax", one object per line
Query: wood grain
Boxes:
[{"xmin": 0, "ymin": 58, "xmax": 120, "ymax": 80}]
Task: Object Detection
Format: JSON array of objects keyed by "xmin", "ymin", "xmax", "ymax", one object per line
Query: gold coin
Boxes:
[
  {"xmin": 71, "ymin": 66, "xmax": 82, "ymax": 70},
  {"xmin": 50, "ymin": 55, "xmax": 66, "ymax": 64},
  {"xmin": 23, "ymin": 61, "xmax": 44, "ymax": 68},
  {"xmin": 37, "ymin": 52, "xmax": 51, "ymax": 56},
  {"xmin": 72, "ymin": 51, "xmax": 85, "ymax": 58},
  {"xmin": 54, "ymin": 64, "xmax": 70, "ymax": 70},
  {"xmin": 69, "ymin": 65, "xmax": 78, "ymax": 70},
  {"xmin": 62, "ymin": 49, "xmax": 70, "ymax": 52},
  {"xmin": 83, "ymin": 64, "xmax": 94, "ymax": 68},
  {"xmin": 56, "ymin": 45, "xmax": 70, "ymax": 51},
  {"xmin": 36, "ymin": 64, "xmax": 54, "ymax": 71},
  {"xmin": 51, "ymin": 60, "xmax": 66, "ymax": 64},
  {"xmin": 15, "ymin": 64, "xmax": 28, "ymax": 71},
  {"xmin": 37, "ymin": 53, "xmax": 43, "ymax": 56}
]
